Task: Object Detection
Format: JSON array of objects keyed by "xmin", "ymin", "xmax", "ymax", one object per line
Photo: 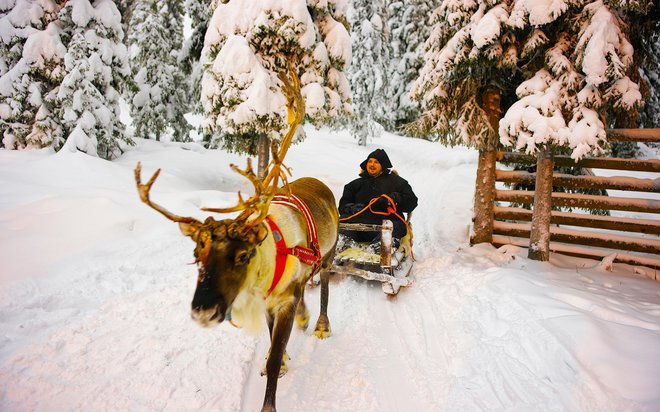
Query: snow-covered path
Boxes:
[{"xmin": 1, "ymin": 129, "xmax": 659, "ymax": 411}]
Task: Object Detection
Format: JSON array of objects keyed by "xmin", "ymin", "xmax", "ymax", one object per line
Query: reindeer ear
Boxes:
[
  {"xmin": 256, "ymin": 222, "xmax": 269, "ymax": 244},
  {"xmin": 179, "ymin": 222, "xmax": 198, "ymax": 237}
]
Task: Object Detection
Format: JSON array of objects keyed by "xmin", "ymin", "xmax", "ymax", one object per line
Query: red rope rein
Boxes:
[{"xmin": 339, "ymin": 194, "xmax": 413, "ymax": 254}]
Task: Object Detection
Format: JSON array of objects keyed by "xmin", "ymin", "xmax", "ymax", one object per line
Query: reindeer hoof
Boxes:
[
  {"xmin": 313, "ymin": 328, "xmax": 331, "ymax": 339},
  {"xmin": 313, "ymin": 316, "xmax": 331, "ymax": 339}
]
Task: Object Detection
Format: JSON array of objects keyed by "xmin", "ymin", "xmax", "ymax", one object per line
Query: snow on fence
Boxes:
[{"xmin": 471, "ymin": 128, "xmax": 660, "ymax": 274}]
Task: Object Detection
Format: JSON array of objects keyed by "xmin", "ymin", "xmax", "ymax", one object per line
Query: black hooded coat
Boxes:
[{"xmin": 338, "ymin": 149, "xmax": 418, "ymax": 241}]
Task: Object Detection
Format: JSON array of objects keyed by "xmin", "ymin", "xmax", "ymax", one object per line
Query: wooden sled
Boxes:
[{"xmin": 332, "ymin": 219, "xmax": 414, "ymax": 295}]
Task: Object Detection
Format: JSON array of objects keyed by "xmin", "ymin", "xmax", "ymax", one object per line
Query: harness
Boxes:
[{"xmin": 264, "ymin": 194, "xmax": 321, "ymax": 297}]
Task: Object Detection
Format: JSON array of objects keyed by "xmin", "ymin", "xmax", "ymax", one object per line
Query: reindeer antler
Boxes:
[
  {"xmin": 134, "ymin": 162, "xmax": 201, "ymax": 226},
  {"xmin": 202, "ymin": 60, "xmax": 305, "ymax": 236},
  {"xmin": 263, "ymin": 62, "xmax": 305, "ymax": 189},
  {"xmin": 201, "ymin": 158, "xmax": 268, "ymax": 214}
]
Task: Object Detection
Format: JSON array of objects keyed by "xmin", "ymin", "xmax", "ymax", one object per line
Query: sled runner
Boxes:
[{"xmin": 332, "ymin": 219, "xmax": 414, "ymax": 295}]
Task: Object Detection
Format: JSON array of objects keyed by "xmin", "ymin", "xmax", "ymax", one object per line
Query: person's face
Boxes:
[{"xmin": 366, "ymin": 158, "xmax": 382, "ymax": 176}]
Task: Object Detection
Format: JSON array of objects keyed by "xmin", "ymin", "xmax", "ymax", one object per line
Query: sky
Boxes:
[{"xmin": 0, "ymin": 127, "xmax": 659, "ymax": 412}]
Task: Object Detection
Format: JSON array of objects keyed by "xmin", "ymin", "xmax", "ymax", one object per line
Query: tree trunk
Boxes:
[
  {"xmin": 257, "ymin": 134, "xmax": 270, "ymax": 180},
  {"xmin": 471, "ymin": 87, "xmax": 501, "ymax": 244},
  {"xmin": 528, "ymin": 146, "xmax": 554, "ymax": 261},
  {"xmin": 471, "ymin": 150, "xmax": 497, "ymax": 244}
]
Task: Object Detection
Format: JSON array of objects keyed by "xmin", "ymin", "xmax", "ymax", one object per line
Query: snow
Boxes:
[
  {"xmin": 21, "ymin": 22, "xmax": 65, "ymax": 66},
  {"xmin": 69, "ymin": 0, "xmax": 93, "ymax": 28},
  {"xmin": 471, "ymin": 4, "xmax": 507, "ymax": 49},
  {"xmin": 320, "ymin": 15, "xmax": 351, "ymax": 64},
  {"xmin": 207, "ymin": 0, "xmax": 316, "ymax": 48},
  {"xmin": 518, "ymin": 0, "xmax": 569, "ymax": 26},
  {"xmin": 577, "ymin": 1, "xmax": 633, "ymax": 87},
  {"xmin": 1, "ymin": 128, "xmax": 659, "ymax": 411}
]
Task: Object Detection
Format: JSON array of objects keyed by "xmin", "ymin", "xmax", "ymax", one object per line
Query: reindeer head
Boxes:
[
  {"xmin": 134, "ymin": 63, "xmax": 304, "ymax": 327},
  {"xmin": 134, "ymin": 162, "xmax": 273, "ymax": 326},
  {"xmin": 182, "ymin": 217, "xmax": 268, "ymax": 326}
]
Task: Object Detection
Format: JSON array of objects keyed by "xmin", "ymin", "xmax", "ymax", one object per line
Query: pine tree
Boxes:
[
  {"xmin": 411, "ymin": 0, "xmax": 651, "ymax": 158},
  {"xmin": 0, "ymin": 0, "xmax": 67, "ymax": 150},
  {"xmin": 499, "ymin": 1, "xmax": 650, "ymax": 160},
  {"xmin": 347, "ymin": 0, "xmax": 388, "ymax": 146},
  {"xmin": 382, "ymin": 0, "xmax": 436, "ymax": 131},
  {"xmin": 201, "ymin": 0, "xmax": 352, "ymax": 156},
  {"xmin": 635, "ymin": 1, "xmax": 658, "ymax": 136},
  {"xmin": 57, "ymin": 0, "xmax": 131, "ymax": 159},
  {"xmin": 128, "ymin": 0, "xmax": 191, "ymax": 142},
  {"xmin": 115, "ymin": 0, "xmax": 138, "ymax": 40},
  {"xmin": 180, "ymin": 0, "xmax": 212, "ymax": 117}
]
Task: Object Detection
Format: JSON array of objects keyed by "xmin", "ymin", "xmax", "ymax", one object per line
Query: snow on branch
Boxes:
[{"xmin": 575, "ymin": 1, "xmax": 634, "ymax": 87}]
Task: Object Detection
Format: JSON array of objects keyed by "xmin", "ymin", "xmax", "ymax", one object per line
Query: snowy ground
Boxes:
[{"xmin": 1, "ymin": 128, "xmax": 659, "ymax": 412}]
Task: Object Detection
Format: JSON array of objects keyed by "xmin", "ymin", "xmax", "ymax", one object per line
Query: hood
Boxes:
[{"xmin": 359, "ymin": 149, "xmax": 393, "ymax": 172}]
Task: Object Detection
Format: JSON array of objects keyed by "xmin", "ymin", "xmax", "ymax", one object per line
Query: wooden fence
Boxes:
[{"xmin": 472, "ymin": 128, "xmax": 660, "ymax": 272}]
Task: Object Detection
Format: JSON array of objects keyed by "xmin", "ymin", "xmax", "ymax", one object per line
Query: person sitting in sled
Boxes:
[{"xmin": 338, "ymin": 148, "xmax": 418, "ymax": 250}]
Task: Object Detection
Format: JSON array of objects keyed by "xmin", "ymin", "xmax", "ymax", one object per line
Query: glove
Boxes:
[
  {"xmin": 372, "ymin": 197, "xmax": 391, "ymax": 212},
  {"xmin": 350, "ymin": 203, "xmax": 365, "ymax": 214},
  {"xmin": 341, "ymin": 203, "xmax": 365, "ymax": 216}
]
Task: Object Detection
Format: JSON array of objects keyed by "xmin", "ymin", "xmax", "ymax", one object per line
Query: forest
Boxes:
[{"xmin": 1, "ymin": 0, "xmax": 657, "ymax": 156}]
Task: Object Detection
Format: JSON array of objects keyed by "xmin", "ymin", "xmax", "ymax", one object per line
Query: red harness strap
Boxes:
[{"xmin": 264, "ymin": 194, "xmax": 321, "ymax": 297}]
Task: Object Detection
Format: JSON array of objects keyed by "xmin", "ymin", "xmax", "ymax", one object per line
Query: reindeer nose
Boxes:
[
  {"xmin": 191, "ymin": 310, "xmax": 202, "ymax": 321},
  {"xmin": 190, "ymin": 303, "xmax": 225, "ymax": 327}
]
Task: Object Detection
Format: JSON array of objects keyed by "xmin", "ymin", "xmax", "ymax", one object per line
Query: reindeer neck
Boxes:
[{"xmin": 259, "ymin": 205, "xmax": 308, "ymax": 298}]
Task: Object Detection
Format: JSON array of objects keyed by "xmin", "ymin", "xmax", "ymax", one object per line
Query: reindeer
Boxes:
[{"xmin": 134, "ymin": 66, "xmax": 338, "ymax": 412}]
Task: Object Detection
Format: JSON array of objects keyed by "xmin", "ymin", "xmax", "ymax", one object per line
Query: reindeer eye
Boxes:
[{"xmin": 235, "ymin": 250, "xmax": 251, "ymax": 266}]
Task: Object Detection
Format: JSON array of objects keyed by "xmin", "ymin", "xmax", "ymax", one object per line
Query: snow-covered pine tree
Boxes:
[
  {"xmin": 605, "ymin": 3, "xmax": 658, "ymax": 157},
  {"xmin": 348, "ymin": 0, "xmax": 388, "ymax": 146},
  {"xmin": 180, "ymin": 0, "xmax": 212, "ymax": 117},
  {"xmin": 57, "ymin": 0, "xmax": 131, "ymax": 159},
  {"xmin": 201, "ymin": 0, "xmax": 351, "ymax": 159},
  {"xmin": 412, "ymin": 0, "xmax": 650, "ymax": 157},
  {"xmin": 639, "ymin": 25, "xmax": 659, "ymax": 129},
  {"xmin": 115, "ymin": 0, "xmax": 137, "ymax": 39},
  {"xmin": 499, "ymin": 0, "xmax": 650, "ymax": 160},
  {"xmin": 128, "ymin": 0, "xmax": 191, "ymax": 142},
  {"xmin": 628, "ymin": 1, "xmax": 658, "ymax": 158},
  {"xmin": 382, "ymin": 0, "xmax": 436, "ymax": 131},
  {"xmin": 0, "ymin": 0, "xmax": 67, "ymax": 150}
]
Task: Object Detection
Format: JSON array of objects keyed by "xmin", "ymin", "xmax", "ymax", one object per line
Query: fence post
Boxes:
[
  {"xmin": 528, "ymin": 146, "xmax": 554, "ymax": 261},
  {"xmin": 471, "ymin": 88, "xmax": 500, "ymax": 244}
]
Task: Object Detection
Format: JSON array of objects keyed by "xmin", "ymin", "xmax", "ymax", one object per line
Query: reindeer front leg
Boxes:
[
  {"xmin": 313, "ymin": 270, "xmax": 331, "ymax": 338},
  {"xmin": 262, "ymin": 313, "xmax": 290, "ymax": 377},
  {"xmin": 313, "ymin": 245, "xmax": 335, "ymax": 338},
  {"xmin": 262, "ymin": 297, "xmax": 298, "ymax": 412}
]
